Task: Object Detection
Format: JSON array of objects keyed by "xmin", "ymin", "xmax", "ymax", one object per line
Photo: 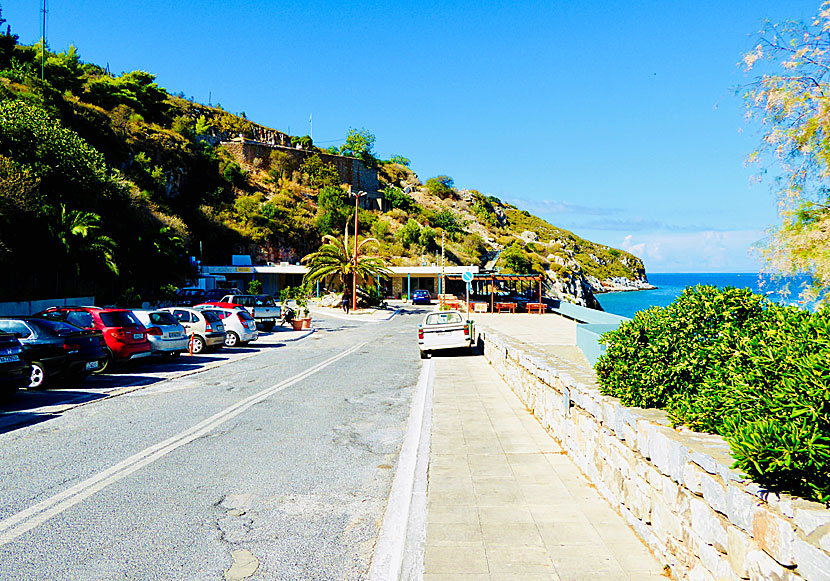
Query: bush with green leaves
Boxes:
[
  {"xmin": 595, "ymin": 285, "xmax": 830, "ymax": 502},
  {"xmin": 425, "ymin": 175, "xmax": 454, "ymax": 199},
  {"xmin": 383, "ymin": 185, "xmax": 414, "ymax": 212},
  {"xmin": 247, "ymin": 279, "xmax": 263, "ymax": 295}
]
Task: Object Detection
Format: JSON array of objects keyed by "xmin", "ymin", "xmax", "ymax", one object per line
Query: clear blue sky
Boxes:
[{"xmin": 2, "ymin": 1, "xmax": 821, "ymax": 273}]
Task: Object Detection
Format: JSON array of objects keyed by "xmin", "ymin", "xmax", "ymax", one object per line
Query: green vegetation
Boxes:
[
  {"xmin": 595, "ymin": 286, "xmax": 830, "ymax": 503},
  {"xmin": 301, "ymin": 230, "xmax": 390, "ymax": 294},
  {"xmin": 743, "ymin": 5, "xmax": 830, "ymax": 305},
  {"xmin": 425, "ymin": 175, "xmax": 455, "ymax": 199}
]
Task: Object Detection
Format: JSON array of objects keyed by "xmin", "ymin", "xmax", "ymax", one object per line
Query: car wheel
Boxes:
[
  {"xmin": 261, "ymin": 321, "xmax": 275, "ymax": 332},
  {"xmin": 420, "ymin": 350, "xmax": 430, "ymax": 359},
  {"xmin": 93, "ymin": 353, "xmax": 112, "ymax": 374},
  {"xmin": 224, "ymin": 331, "xmax": 240, "ymax": 347},
  {"xmin": 28, "ymin": 361, "xmax": 47, "ymax": 390},
  {"xmin": 190, "ymin": 335, "xmax": 205, "ymax": 354}
]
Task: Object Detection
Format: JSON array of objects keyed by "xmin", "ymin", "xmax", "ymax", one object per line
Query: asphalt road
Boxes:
[{"xmin": 0, "ymin": 306, "xmax": 431, "ymax": 580}]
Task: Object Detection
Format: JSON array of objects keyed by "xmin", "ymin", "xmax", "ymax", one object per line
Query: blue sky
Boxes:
[{"xmin": 2, "ymin": 0, "xmax": 821, "ymax": 273}]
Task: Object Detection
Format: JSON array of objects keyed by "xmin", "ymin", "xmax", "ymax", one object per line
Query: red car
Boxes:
[{"xmin": 34, "ymin": 307, "xmax": 152, "ymax": 372}]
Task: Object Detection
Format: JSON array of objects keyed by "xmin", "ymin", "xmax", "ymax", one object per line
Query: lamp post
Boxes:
[{"xmin": 351, "ymin": 189, "xmax": 367, "ymax": 311}]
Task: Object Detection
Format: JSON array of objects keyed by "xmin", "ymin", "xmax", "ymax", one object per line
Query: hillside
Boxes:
[{"xmin": 0, "ymin": 22, "xmax": 651, "ymax": 307}]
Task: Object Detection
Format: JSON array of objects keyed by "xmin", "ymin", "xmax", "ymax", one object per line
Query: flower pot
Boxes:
[
  {"xmin": 301, "ymin": 317, "xmax": 311, "ymax": 329},
  {"xmin": 291, "ymin": 319, "xmax": 305, "ymax": 331}
]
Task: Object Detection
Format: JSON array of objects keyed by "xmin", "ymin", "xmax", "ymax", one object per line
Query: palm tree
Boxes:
[
  {"xmin": 48, "ymin": 204, "xmax": 119, "ymax": 277},
  {"xmin": 302, "ymin": 228, "xmax": 390, "ymax": 300}
]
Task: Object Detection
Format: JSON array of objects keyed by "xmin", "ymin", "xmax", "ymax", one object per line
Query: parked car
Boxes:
[
  {"xmin": 172, "ymin": 288, "xmax": 206, "ymax": 307},
  {"xmin": 204, "ymin": 288, "xmax": 242, "ymax": 302},
  {"xmin": 159, "ymin": 307, "xmax": 225, "ymax": 354},
  {"xmin": 215, "ymin": 294, "xmax": 281, "ymax": 331},
  {"xmin": 201, "ymin": 307, "xmax": 258, "ymax": 347},
  {"xmin": 0, "ymin": 317, "xmax": 108, "ymax": 389},
  {"xmin": 131, "ymin": 310, "xmax": 189, "ymax": 358},
  {"xmin": 417, "ymin": 310, "xmax": 473, "ymax": 359},
  {"xmin": 411, "ymin": 289, "xmax": 432, "ymax": 305},
  {"xmin": 34, "ymin": 307, "xmax": 151, "ymax": 372},
  {"xmin": 0, "ymin": 332, "xmax": 30, "ymax": 399}
]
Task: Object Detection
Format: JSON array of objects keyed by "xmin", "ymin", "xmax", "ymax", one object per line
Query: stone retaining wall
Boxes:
[{"xmin": 476, "ymin": 324, "xmax": 830, "ymax": 580}]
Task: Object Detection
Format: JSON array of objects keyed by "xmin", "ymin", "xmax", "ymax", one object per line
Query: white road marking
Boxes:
[{"xmin": 0, "ymin": 342, "xmax": 366, "ymax": 546}]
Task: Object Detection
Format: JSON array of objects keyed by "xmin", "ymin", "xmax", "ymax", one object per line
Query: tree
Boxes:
[
  {"xmin": 383, "ymin": 185, "xmax": 414, "ymax": 211},
  {"xmin": 389, "ymin": 154, "xmax": 411, "ymax": 167},
  {"xmin": 743, "ymin": 4, "xmax": 830, "ymax": 304},
  {"xmin": 316, "ymin": 185, "xmax": 351, "ymax": 236},
  {"xmin": 340, "ymin": 128, "xmax": 377, "ymax": 166},
  {"xmin": 396, "ymin": 218, "xmax": 421, "ymax": 248},
  {"xmin": 48, "ymin": 204, "xmax": 118, "ymax": 276},
  {"xmin": 426, "ymin": 175, "xmax": 455, "ymax": 199},
  {"xmin": 300, "ymin": 154, "xmax": 341, "ymax": 189},
  {"xmin": 501, "ymin": 243, "xmax": 531, "ymax": 273},
  {"xmin": 301, "ymin": 229, "xmax": 391, "ymax": 292}
]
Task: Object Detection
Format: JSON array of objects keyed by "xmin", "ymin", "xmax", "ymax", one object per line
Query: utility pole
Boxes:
[
  {"xmin": 309, "ymin": 114, "xmax": 313, "ymax": 141},
  {"xmin": 40, "ymin": 0, "xmax": 47, "ymax": 81},
  {"xmin": 441, "ymin": 231, "xmax": 445, "ymax": 309}
]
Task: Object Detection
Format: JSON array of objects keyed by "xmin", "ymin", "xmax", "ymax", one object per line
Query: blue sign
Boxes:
[{"xmin": 461, "ymin": 271, "xmax": 474, "ymax": 283}]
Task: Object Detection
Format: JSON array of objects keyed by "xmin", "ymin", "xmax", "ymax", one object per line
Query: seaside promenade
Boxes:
[{"xmin": 422, "ymin": 313, "xmax": 664, "ymax": 579}]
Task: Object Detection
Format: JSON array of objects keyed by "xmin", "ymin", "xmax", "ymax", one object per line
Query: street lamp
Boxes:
[{"xmin": 350, "ymin": 189, "xmax": 367, "ymax": 311}]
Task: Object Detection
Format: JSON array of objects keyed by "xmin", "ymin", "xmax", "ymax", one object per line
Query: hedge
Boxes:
[{"xmin": 595, "ymin": 285, "xmax": 830, "ymax": 503}]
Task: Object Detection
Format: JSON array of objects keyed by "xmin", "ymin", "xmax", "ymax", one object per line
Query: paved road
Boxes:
[{"xmin": 0, "ymin": 307, "xmax": 430, "ymax": 580}]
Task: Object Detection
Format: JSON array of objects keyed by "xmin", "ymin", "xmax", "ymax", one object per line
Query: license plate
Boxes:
[
  {"xmin": 0, "ymin": 355, "xmax": 19, "ymax": 363},
  {"xmin": 86, "ymin": 361, "xmax": 99, "ymax": 370},
  {"xmin": 133, "ymin": 333, "xmax": 143, "ymax": 340},
  {"xmin": 169, "ymin": 332, "xmax": 181, "ymax": 338},
  {"xmin": 262, "ymin": 318, "xmax": 275, "ymax": 322}
]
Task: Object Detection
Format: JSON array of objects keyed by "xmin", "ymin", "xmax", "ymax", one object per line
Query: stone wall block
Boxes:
[
  {"xmin": 727, "ymin": 485, "xmax": 757, "ymax": 533},
  {"xmin": 727, "ymin": 525, "xmax": 753, "ymax": 579},
  {"xmin": 700, "ymin": 542, "xmax": 741, "ymax": 580},
  {"xmin": 652, "ymin": 489, "xmax": 684, "ymax": 542},
  {"xmin": 689, "ymin": 562, "xmax": 717, "ymax": 581},
  {"xmin": 685, "ymin": 461, "xmax": 705, "ymax": 495},
  {"xmin": 700, "ymin": 471, "xmax": 728, "ymax": 515},
  {"xmin": 691, "ymin": 497, "xmax": 728, "ymax": 553},
  {"xmin": 745, "ymin": 549, "xmax": 796, "ymax": 581},
  {"xmin": 792, "ymin": 537, "xmax": 830, "ymax": 581},
  {"xmin": 752, "ymin": 504, "xmax": 796, "ymax": 566},
  {"xmin": 793, "ymin": 503, "xmax": 830, "ymax": 536}
]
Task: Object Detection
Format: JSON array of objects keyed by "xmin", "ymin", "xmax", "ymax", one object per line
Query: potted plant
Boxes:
[{"xmin": 292, "ymin": 282, "xmax": 312, "ymax": 330}]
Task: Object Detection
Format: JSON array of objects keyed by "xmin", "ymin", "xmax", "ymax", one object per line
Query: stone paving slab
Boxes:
[{"xmin": 424, "ymin": 352, "xmax": 665, "ymax": 580}]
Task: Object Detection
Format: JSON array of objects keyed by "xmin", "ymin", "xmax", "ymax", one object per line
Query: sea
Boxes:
[{"xmin": 597, "ymin": 273, "xmax": 815, "ymax": 319}]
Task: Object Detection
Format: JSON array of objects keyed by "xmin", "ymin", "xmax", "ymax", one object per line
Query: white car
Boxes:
[
  {"xmin": 207, "ymin": 307, "xmax": 258, "ymax": 347},
  {"xmin": 132, "ymin": 310, "xmax": 189, "ymax": 357},
  {"xmin": 417, "ymin": 310, "xmax": 473, "ymax": 359},
  {"xmin": 159, "ymin": 307, "xmax": 225, "ymax": 354}
]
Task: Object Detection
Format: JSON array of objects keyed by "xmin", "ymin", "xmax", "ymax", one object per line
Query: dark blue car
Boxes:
[{"xmin": 411, "ymin": 289, "xmax": 432, "ymax": 305}]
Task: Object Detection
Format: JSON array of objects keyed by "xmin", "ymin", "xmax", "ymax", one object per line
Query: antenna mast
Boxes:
[{"xmin": 40, "ymin": 0, "xmax": 47, "ymax": 81}]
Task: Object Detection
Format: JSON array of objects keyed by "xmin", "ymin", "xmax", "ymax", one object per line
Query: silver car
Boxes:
[{"xmin": 132, "ymin": 310, "xmax": 189, "ymax": 358}]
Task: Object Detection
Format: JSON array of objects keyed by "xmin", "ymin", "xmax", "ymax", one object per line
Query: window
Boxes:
[
  {"xmin": 100, "ymin": 311, "xmax": 140, "ymax": 328},
  {"xmin": 66, "ymin": 311, "xmax": 94, "ymax": 328},
  {"xmin": 426, "ymin": 312, "xmax": 463, "ymax": 325},
  {"xmin": 0, "ymin": 320, "xmax": 32, "ymax": 338},
  {"xmin": 149, "ymin": 312, "xmax": 178, "ymax": 326},
  {"xmin": 172, "ymin": 310, "xmax": 189, "ymax": 322}
]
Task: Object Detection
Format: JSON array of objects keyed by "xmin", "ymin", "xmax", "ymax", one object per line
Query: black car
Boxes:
[
  {"xmin": 204, "ymin": 288, "xmax": 241, "ymax": 302},
  {"xmin": 0, "ymin": 317, "xmax": 108, "ymax": 389},
  {"xmin": 0, "ymin": 332, "xmax": 29, "ymax": 399},
  {"xmin": 173, "ymin": 288, "xmax": 206, "ymax": 306}
]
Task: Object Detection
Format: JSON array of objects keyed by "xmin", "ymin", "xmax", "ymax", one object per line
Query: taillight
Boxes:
[
  {"xmin": 418, "ymin": 328, "xmax": 424, "ymax": 340},
  {"xmin": 146, "ymin": 326, "xmax": 162, "ymax": 336},
  {"xmin": 112, "ymin": 329, "xmax": 126, "ymax": 340},
  {"xmin": 63, "ymin": 342, "xmax": 81, "ymax": 352},
  {"xmin": 464, "ymin": 325, "xmax": 469, "ymax": 336},
  {"xmin": 205, "ymin": 323, "xmax": 212, "ymax": 332}
]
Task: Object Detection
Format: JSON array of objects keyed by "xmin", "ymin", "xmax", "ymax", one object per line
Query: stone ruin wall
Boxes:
[
  {"xmin": 221, "ymin": 141, "xmax": 385, "ymax": 212},
  {"xmin": 476, "ymin": 324, "xmax": 830, "ymax": 581}
]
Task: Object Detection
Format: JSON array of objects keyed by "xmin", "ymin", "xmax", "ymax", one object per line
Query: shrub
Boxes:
[
  {"xmin": 425, "ymin": 209, "xmax": 461, "ymax": 233},
  {"xmin": 383, "ymin": 185, "xmax": 413, "ymax": 211},
  {"xmin": 300, "ymin": 154, "xmax": 340, "ymax": 189},
  {"xmin": 595, "ymin": 286, "xmax": 830, "ymax": 502},
  {"xmin": 501, "ymin": 243, "xmax": 531, "ymax": 273},
  {"xmin": 247, "ymin": 279, "xmax": 263, "ymax": 294},
  {"xmin": 425, "ymin": 175, "xmax": 454, "ymax": 199},
  {"xmin": 396, "ymin": 218, "xmax": 421, "ymax": 248}
]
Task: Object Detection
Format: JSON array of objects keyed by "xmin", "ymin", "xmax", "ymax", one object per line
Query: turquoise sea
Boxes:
[{"xmin": 597, "ymin": 273, "xmax": 814, "ymax": 319}]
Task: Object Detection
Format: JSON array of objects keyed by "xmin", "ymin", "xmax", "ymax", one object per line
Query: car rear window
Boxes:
[
  {"xmin": 0, "ymin": 320, "xmax": 33, "ymax": 338},
  {"xmin": 149, "ymin": 312, "xmax": 178, "ymax": 326},
  {"xmin": 202, "ymin": 310, "xmax": 221, "ymax": 323},
  {"xmin": 426, "ymin": 312, "xmax": 463, "ymax": 325},
  {"xmin": 29, "ymin": 319, "xmax": 83, "ymax": 335},
  {"xmin": 237, "ymin": 311, "xmax": 254, "ymax": 321},
  {"xmin": 254, "ymin": 296, "xmax": 275, "ymax": 306},
  {"xmin": 100, "ymin": 311, "xmax": 140, "ymax": 328}
]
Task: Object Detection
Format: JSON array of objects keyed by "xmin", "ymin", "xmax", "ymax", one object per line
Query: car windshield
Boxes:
[
  {"xmin": 426, "ymin": 312, "xmax": 463, "ymax": 325},
  {"xmin": 100, "ymin": 311, "xmax": 140, "ymax": 328},
  {"xmin": 202, "ymin": 310, "xmax": 221, "ymax": 323},
  {"xmin": 149, "ymin": 312, "xmax": 178, "ymax": 326}
]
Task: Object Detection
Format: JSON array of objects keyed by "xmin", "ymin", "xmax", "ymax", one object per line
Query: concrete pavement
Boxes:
[{"xmin": 422, "ymin": 339, "xmax": 664, "ymax": 579}]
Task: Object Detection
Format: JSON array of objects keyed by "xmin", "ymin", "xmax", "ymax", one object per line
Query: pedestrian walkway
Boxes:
[{"xmin": 423, "ymin": 353, "xmax": 664, "ymax": 580}]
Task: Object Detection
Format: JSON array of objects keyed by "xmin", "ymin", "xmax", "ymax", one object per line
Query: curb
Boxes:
[{"xmin": 368, "ymin": 358, "xmax": 434, "ymax": 580}]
